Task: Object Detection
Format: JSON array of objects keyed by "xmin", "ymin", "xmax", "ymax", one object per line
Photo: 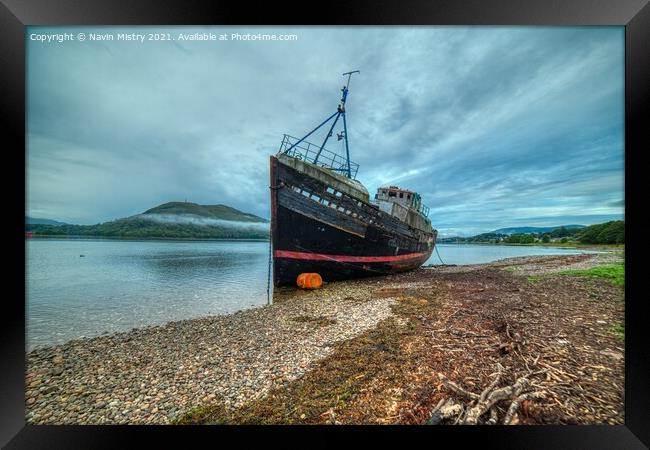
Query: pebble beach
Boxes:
[{"xmin": 26, "ymin": 278, "xmax": 398, "ymax": 424}]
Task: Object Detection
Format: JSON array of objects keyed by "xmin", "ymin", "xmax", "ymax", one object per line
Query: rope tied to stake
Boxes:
[{"xmin": 434, "ymin": 244, "xmax": 446, "ymax": 265}]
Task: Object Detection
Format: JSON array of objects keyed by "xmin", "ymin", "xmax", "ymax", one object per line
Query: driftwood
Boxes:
[
  {"xmin": 426, "ymin": 398, "xmax": 464, "ymax": 425},
  {"xmin": 503, "ymin": 392, "xmax": 545, "ymax": 425},
  {"xmin": 429, "ymin": 364, "xmax": 546, "ymax": 425}
]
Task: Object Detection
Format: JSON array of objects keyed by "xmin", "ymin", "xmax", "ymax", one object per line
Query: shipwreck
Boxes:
[{"xmin": 270, "ymin": 71, "xmax": 437, "ymax": 286}]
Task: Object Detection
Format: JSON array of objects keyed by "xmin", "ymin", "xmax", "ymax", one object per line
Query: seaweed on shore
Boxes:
[{"xmin": 289, "ymin": 315, "xmax": 337, "ymax": 327}]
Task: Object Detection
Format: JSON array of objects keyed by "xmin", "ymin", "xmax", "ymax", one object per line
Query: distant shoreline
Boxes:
[{"xmin": 437, "ymin": 241, "xmax": 623, "ymax": 250}]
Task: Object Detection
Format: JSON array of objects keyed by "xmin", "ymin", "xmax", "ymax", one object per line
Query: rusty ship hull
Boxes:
[{"xmin": 270, "ymin": 154, "xmax": 436, "ymax": 287}]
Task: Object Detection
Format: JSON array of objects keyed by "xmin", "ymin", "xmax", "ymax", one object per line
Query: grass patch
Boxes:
[
  {"xmin": 527, "ymin": 264, "xmax": 624, "ymax": 286},
  {"xmin": 607, "ymin": 324, "xmax": 624, "ymax": 340},
  {"xmin": 558, "ymin": 264, "xmax": 624, "ymax": 286}
]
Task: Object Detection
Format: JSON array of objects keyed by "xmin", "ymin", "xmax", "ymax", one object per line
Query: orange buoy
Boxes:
[{"xmin": 296, "ymin": 272, "xmax": 323, "ymax": 289}]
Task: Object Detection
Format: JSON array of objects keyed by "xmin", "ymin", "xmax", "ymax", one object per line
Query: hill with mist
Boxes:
[
  {"xmin": 25, "ymin": 202, "xmax": 269, "ymax": 240},
  {"xmin": 142, "ymin": 202, "xmax": 266, "ymax": 222}
]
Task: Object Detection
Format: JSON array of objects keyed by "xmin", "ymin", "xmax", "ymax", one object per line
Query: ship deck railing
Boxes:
[{"xmin": 278, "ymin": 134, "xmax": 360, "ymax": 180}]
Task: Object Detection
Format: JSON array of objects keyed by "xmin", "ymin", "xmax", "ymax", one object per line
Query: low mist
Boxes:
[{"xmin": 137, "ymin": 213, "xmax": 270, "ymax": 231}]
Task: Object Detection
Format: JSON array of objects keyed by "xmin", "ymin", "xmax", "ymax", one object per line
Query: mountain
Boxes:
[
  {"xmin": 491, "ymin": 225, "xmax": 585, "ymax": 235},
  {"xmin": 25, "ymin": 202, "xmax": 269, "ymax": 240},
  {"xmin": 25, "ymin": 216, "xmax": 68, "ymax": 226},
  {"xmin": 142, "ymin": 202, "xmax": 267, "ymax": 223}
]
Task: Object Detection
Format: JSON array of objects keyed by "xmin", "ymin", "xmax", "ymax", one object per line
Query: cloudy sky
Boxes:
[{"xmin": 27, "ymin": 26, "xmax": 624, "ymax": 236}]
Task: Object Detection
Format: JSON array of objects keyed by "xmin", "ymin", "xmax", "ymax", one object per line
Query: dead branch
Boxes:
[
  {"xmin": 479, "ymin": 364, "xmax": 503, "ymax": 403},
  {"xmin": 437, "ymin": 373, "xmax": 479, "ymax": 400},
  {"xmin": 486, "ymin": 407, "xmax": 499, "ymax": 425},
  {"xmin": 426, "ymin": 398, "xmax": 463, "ymax": 425},
  {"xmin": 503, "ymin": 392, "xmax": 545, "ymax": 425},
  {"xmin": 463, "ymin": 376, "xmax": 530, "ymax": 424},
  {"xmin": 433, "ymin": 363, "xmax": 552, "ymax": 425}
]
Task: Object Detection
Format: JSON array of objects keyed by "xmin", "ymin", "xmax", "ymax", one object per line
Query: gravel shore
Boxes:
[
  {"xmin": 26, "ymin": 278, "xmax": 398, "ymax": 424},
  {"xmin": 25, "ymin": 251, "xmax": 623, "ymax": 425}
]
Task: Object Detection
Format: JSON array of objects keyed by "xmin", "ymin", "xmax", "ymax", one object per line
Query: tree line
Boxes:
[
  {"xmin": 439, "ymin": 221, "xmax": 624, "ymax": 245},
  {"xmin": 25, "ymin": 218, "xmax": 269, "ymax": 240}
]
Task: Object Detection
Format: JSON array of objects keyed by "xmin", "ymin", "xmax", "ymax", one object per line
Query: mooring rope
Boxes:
[{"xmin": 434, "ymin": 244, "xmax": 446, "ymax": 265}]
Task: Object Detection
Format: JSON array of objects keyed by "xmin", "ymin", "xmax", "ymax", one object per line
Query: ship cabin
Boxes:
[{"xmin": 374, "ymin": 186, "xmax": 431, "ymax": 232}]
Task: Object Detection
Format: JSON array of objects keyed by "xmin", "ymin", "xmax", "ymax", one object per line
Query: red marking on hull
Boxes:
[{"xmin": 274, "ymin": 250, "xmax": 428, "ymax": 263}]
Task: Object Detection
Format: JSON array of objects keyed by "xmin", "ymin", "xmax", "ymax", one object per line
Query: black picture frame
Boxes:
[{"xmin": 2, "ymin": 0, "xmax": 647, "ymax": 448}]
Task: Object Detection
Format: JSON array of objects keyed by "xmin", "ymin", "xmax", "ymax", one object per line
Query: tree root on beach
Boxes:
[{"xmin": 427, "ymin": 364, "xmax": 546, "ymax": 425}]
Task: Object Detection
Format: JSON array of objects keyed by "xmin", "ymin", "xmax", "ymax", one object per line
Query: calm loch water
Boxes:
[{"xmin": 26, "ymin": 239, "xmax": 596, "ymax": 350}]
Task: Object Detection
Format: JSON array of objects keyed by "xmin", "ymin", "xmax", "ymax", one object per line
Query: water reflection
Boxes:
[
  {"xmin": 26, "ymin": 239, "xmax": 270, "ymax": 350},
  {"xmin": 26, "ymin": 239, "xmax": 596, "ymax": 351}
]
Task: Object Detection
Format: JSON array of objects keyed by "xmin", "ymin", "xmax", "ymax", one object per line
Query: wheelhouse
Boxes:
[{"xmin": 374, "ymin": 185, "xmax": 430, "ymax": 217}]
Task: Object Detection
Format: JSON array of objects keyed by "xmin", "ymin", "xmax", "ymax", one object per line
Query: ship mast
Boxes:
[{"xmin": 284, "ymin": 71, "xmax": 360, "ymax": 178}]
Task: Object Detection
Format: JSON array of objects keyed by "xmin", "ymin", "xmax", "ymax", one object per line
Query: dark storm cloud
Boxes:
[{"xmin": 27, "ymin": 26, "xmax": 623, "ymax": 234}]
